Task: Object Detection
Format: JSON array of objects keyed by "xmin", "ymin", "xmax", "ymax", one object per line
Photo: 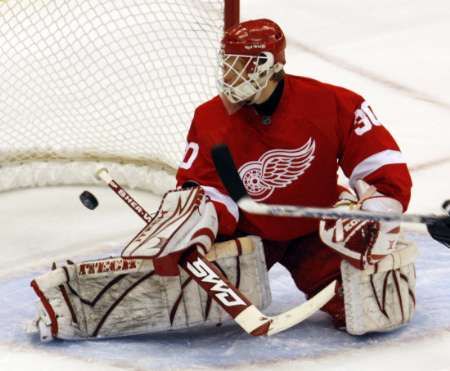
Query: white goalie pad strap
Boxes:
[
  {"xmin": 342, "ymin": 239, "xmax": 417, "ymax": 335},
  {"xmin": 31, "ymin": 236, "xmax": 271, "ymax": 341},
  {"xmin": 122, "ymin": 187, "xmax": 218, "ymax": 258},
  {"xmin": 33, "ymin": 267, "xmax": 71, "ymax": 291},
  {"xmin": 363, "ymin": 238, "xmax": 418, "ymax": 275}
]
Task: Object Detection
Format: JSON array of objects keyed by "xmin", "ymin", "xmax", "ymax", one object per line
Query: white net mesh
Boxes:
[{"xmin": 0, "ymin": 0, "xmax": 229, "ymax": 193}]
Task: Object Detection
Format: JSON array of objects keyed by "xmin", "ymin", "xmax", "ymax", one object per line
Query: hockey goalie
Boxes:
[{"xmin": 31, "ymin": 18, "xmax": 417, "ymax": 341}]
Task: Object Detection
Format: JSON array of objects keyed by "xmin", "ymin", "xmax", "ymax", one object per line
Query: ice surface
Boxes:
[
  {"xmin": 1, "ymin": 0, "xmax": 450, "ymax": 369},
  {"xmin": 0, "ymin": 231, "xmax": 449, "ymax": 370}
]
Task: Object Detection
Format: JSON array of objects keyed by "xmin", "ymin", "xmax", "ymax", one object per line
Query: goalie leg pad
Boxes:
[
  {"xmin": 342, "ymin": 239, "xmax": 417, "ymax": 335},
  {"xmin": 31, "ymin": 236, "xmax": 271, "ymax": 341}
]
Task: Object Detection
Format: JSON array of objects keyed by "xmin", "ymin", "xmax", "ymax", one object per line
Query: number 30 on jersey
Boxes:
[
  {"xmin": 354, "ymin": 101, "xmax": 382, "ymax": 135},
  {"xmin": 179, "ymin": 142, "xmax": 199, "ymax": 169}
]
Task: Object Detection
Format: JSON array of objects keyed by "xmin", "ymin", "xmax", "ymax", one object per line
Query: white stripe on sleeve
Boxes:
[
  {"xmin": 202, "ymin": 185, "xmax": 239, "ymax": 222},
  {"xmin": 349, "ymin": 150, "xmax": 405, "ymax": 188}
]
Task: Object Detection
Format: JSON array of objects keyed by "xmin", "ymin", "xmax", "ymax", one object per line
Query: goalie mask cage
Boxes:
[{"xmin": 0, "ymin": 0, "xmax": 239, "ymax": 194}]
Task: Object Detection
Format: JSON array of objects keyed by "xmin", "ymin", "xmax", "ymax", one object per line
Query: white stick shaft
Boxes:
[
  {"xmin": 239, "ymin": 197, "xmax": 440, "ymax": 225},
  {"xmin": 96, "ymin": 168, "xmax": 154, "ymax": 223}
]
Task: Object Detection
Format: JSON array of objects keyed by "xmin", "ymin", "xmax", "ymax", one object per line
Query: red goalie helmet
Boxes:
[
  {"xmin": 218, "ymin": 19, "xmax": 286, "ymax": 108},
  {"xmin": 222, "ymin": 18, "xmax": 286, "ymax": 65}
]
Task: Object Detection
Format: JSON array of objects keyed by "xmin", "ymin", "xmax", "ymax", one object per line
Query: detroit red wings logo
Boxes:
[{"xmin": 238, "ymin": 138, "xmax": 316, "ymax": 201}]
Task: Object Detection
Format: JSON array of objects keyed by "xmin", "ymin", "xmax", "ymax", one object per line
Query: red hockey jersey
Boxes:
[{"xmin": 176, "ymin": 75, "xmax": 412, "ymax": 241}]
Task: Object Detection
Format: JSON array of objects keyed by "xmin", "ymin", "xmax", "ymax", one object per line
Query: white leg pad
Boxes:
[
  {"xmin": 31, "ymin": 236, "xmax": 271, "ymax": 340},
  {"xmin": 342, "ymin": 239, "xmax": 417, "ymax": 335}
]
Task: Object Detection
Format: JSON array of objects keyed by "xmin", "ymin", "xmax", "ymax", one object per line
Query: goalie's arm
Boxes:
[
  {"xmin": 176, "ymin": 117, "xmax": 239, "ymax": 236},
  {"xmin": 334, "ymin": 91, "xmax": 412, "ymax": 211}
]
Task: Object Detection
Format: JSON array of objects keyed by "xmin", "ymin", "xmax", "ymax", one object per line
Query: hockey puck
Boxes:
[{"xmin": 79, "ymin": 190, "xmax": 99, "ymax": 210}]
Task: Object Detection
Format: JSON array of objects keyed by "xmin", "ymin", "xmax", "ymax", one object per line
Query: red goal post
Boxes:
[
  {"xmin": 225, "ymin": 0, "xmax": 240, "ymax": 30},
  {"xmin": 0, "ymin": 0, "xmax": 240, "ymax": 194}
]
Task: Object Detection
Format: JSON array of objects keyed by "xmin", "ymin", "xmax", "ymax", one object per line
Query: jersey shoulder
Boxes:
[
  {"xmin": 286, "ymin": 74, "xmax": 364, "ymax": 108},
  {"xmin": 188, "ymin": 95, "xmax": 229, "ymax": 146},
  {"xmin": 194, "ymin": 95, "xmax": 228, "ymax": 121}
]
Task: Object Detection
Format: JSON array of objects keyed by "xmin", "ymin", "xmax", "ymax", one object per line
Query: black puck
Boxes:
[{"xmin": 79, "ymin": 191, "xmax": 99, "ymax": 210}]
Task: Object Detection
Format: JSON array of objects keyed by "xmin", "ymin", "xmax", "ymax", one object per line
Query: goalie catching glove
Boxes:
[
  {"xmin": 320, "ymin": 180, "xmax": 417, "ymax": 335},
  {"xmin": 319, "ymin": 180, "xmax": 403, "ymax": 270}
]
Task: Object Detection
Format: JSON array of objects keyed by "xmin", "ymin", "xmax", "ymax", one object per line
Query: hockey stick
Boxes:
[
  {"xmin": 211, "ymin": 144, "xmax": 450, "ymax": 248},
  {"xmin": 94, "ymin": 168, "xmax": 337, "ymax": 336}
]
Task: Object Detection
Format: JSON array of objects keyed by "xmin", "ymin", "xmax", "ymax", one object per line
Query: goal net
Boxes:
[{"xmin": 0, "ymin": 0, "xmax": 239, "ymax": 194}]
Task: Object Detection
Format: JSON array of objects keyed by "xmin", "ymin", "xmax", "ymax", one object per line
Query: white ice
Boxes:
[{"xmin": 1, "ymin": 0, "xmax": 450, "ymax": 370}]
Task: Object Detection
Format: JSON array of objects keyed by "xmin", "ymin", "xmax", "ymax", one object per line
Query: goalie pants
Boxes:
[{"xmin": 230, "ymin": 231, "xmax": 346, "ymax": 328}]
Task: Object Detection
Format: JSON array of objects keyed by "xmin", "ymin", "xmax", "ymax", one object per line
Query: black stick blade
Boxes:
[
  {"xmin": 79, "ymin": 190, "xmax": 99, "ymax": 210},
  {"xmin": 442, "ymin": 199, "xmax": 450, "ymax": 214},
  {"xmin": 211, "ymin": 144, "xmax": 248, "ymax": 202},
  {"xmin": 427, "ymin": 216, "xmax": 450, "ymax": 248}
]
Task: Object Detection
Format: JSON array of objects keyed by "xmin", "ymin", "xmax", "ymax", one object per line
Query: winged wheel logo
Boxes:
[{"xmin": 238, "ymin": 138, "xmax": 316, "ymax": 201}]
